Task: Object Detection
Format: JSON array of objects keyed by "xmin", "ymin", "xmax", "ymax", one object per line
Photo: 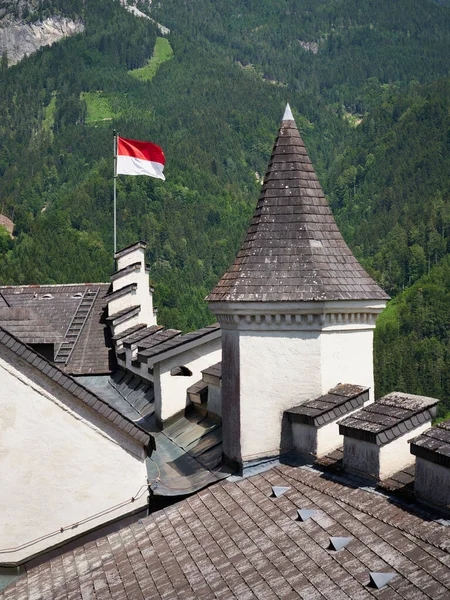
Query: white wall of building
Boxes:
[
  {"xmin": 379, "ymin": 422, "xmax": 430, "ymax": 479},
  {"xmin": 108, "ymin": 289, "xmax": 139, "ymax": 316},
  {"xmin": 343, "ymin": 421, "xmax": 431, "ymax": 480},
  {"xmin": 239, "ymin": 331, "xmax": 321, "ymax": 462},
  {"xmin": 0, "ymin": 353, "xmax": 148, "ymax": 565},
  {"xmin": 292, "ymin": 404, "xmax": 366, "ymax": 459},
  {"xmin": 320, "ymin": 329, "xmax": 375, "ymax": 400},
  {"xmin": 155, "ymin": 337, "xmax": 221, "ymax": 424}
]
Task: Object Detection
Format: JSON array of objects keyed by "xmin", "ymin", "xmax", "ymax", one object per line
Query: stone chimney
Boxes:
[
  {"xmin": 207, "ymin": 104, "xmax": 389, "ymax": 468},
  {"xmin": 410, "ymin": 419, "xmax": 450, "ymax": 510},
  {"xmin": 339, "ymin": 392, "xmax": 439, "ymax": 480},
  {"xmin": 106, "ymin": 241, "xmax": 157, "ymax": 338}
]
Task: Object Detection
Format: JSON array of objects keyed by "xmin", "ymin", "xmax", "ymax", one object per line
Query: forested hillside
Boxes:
[{"xmin": 1, "ymin": 0, "xmax": 450, "ymax": 413}]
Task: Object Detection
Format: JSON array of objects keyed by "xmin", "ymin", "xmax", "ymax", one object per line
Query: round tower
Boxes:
[{"xmin": 207, "ymin": 105, "xmax": 389, "ymax": 468}]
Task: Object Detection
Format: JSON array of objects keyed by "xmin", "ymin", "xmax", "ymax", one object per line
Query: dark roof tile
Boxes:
[
  {"xmin": 5, "ymin": 463, "xmax": 449, "ymax": 599},
  {"xmin": 339, "ymin": 392, "xmax": 439, "ymax": 445},
  {"xmin": 410, "ymin": 419, "xmax": 450, "ymax": 468}
]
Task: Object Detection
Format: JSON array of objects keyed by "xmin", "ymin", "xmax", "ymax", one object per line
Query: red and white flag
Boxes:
[{"xmin": 116, "ymin": 136, "xmax": 165, "ymax": 180}]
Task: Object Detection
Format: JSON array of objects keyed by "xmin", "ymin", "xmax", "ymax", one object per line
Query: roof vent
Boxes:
[
  {"xmin": 329, "ymin": 537, "xmax": 353, "ymax": 551},
  {"xmin": 297, "ymin": 509, "xmax": 317, "ymax": 522},
  {"xmin": 271, "ymin": 486, "xmax": 290, "ymax": 498},
  {"xmin": 369, "ymin": 572, "xmax": 396, "ymax": 590},
  {"xmin": 71, "ymin": 292, "xmax": 83, "ymax": 298},
  {"xmin": 42, "ymin": 293, "xmax": 53, "ymax": 299}
]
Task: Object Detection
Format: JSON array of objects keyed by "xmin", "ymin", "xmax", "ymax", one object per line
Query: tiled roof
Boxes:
[
  {"xmin": 121, "ymin": 324, "xmax": 165, "ymax": 348},
  {"xmin": 137, "ymin": 323, "xmax": 220, "ymax": 364},
  {"xmin": 207, "ymin": 107, "xmax": 389, "ymax": 303},
  {"xmin": 410, "ymin": 419, "xmax": 450, "ymax": 469},
  {"xmin": 339, "ymin": 392, "xmax": 439, "ymax": 445},
  {"xmin": 4, "ymin": 463, "xmax": 449, "ymax": 598},
  {"xmin": 111, "ymin": 323, "xmax": 148, "ymax": 342},
  {"xmin": 286, "ymin": 384, "xmax": 369, "ymax": 427},
  {"xmin": 201, "ymin": 361, "xmax": 222, "ymax": 380},
  {"xmin": 0, "ymin": 284, "xmax": 114, "ymax": 374},
  {"xmin": 136, "ymin": 328, "xmax": 181, "ymax": 352},
  {"xmin": 0, "ymin": 327, "xmax": 151, "ymax": 447}
]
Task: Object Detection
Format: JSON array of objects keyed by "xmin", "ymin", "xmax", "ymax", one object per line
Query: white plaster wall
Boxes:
[
  {"xmin": 320, "ymin": 329, "xmax": 375, "ymax": 400},
  {"xmin": 108, "ymin": 290, "xmax": 138, "ymax": 316},
  {"xmin": 117, "ymin": 248, "xmax": 144, "ymax": 270},
  {"xmin": 239, "ymin": 331, "xmax": 321, "ymax": 461},
  {"xmin": 207, "ymin": 382, "xmax": 222, "ymax": 418},
  {"xmin": 155, "ymin": 338, "xmax": 222, "ymax": 423},
  {"xmin": 414, "ymin": 458, "xmax": 450, "ymax": 508},
  {"xmin": 343, "ymin": 421, "xmax": 432, "ymax": 480},
  {"xmin": 292, "ymin": 406, "xmax": 369, "ymax": 459},
  {"xmin": 0, "ymin": 357, "xmax": 147, "ymax": 564},
  {"xmin": 112, "ymin": 314, "xmax": 140, "ymax": 336},
  {"xmin": 111, "ymin": 267, "xmax": 155, "ymax": 327},
  {"xmin": 112, "ymin": 269, "xmax": 140, "ymax": 292},
  {"xmin": 379, "ymin": 422, "xmax": 431, "ymax": 479},
  {"xmin": 316, "ymin": 419, "xmax": 348, "ymax": 457}
]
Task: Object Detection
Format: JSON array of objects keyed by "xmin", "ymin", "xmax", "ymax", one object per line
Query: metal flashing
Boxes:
[
  {"xmin": 297, "ymin": 509, "xmax": 317, "ymax": 522},
  {"xmin": 329, "ymin": 536, "xmax": 353, "ymax": 551},
  {"xmin": 271, "ymin": 486, "xmax": 290, "ymax": 498},
  {"xmin": 369, "ymin": 572, "xmax": 396, "ymax": 590}
]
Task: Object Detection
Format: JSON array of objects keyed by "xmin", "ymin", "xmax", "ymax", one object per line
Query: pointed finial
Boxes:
[{"xmin": 282, "ymin": 103, "xmax": 294, "ymax": 121}]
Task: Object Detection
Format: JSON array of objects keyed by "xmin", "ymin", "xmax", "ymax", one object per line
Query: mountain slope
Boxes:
[{"xmin": 0, "ymin": 0, "xmax": 450, "ymax": 412}]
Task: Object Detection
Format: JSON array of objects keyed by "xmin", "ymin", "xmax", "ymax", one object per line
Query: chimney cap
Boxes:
[
  {"xmin": 339, "ymin": 392, "xmax": 439, "ymax": 445},
  {"xmin": 410, "ymin": 418, "xmax": 450, "ymax": 469},
  {"xmin": 114, "ymin": 240, "xmax": 147, "ymax": 260}
]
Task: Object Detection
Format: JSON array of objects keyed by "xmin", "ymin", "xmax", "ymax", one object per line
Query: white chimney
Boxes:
[
  {"xmin": 107, "ymin": 241, "xmax": 157, "ymax": 338},
  {"xmin": 339, "ymin": 392, "xmax": 439, "ymax": 481},
  {"xmin": 286, "ymin": 384, "xmax": 369, "ymax": 458}
]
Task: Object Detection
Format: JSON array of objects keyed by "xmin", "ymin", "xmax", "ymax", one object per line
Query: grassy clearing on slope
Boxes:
[
  {"xmin": 42, "ymin": 92, "xmax": 57, "ymax": 133},
  {"xmin": 129, "ymin": 37, "xmax": 173, "ymax": 81},
  {"xmin": 81, "ymin": 91, "xmax": 114, "ymax": 123}
]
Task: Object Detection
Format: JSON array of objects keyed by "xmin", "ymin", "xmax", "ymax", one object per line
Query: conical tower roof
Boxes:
[{"xmin": 207, "ymin": 105, "xmax": 388, "ymax": 303}]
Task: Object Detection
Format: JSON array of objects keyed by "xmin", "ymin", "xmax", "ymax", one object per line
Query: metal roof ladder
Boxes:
[{"xmin": 54, "ymin": 288, "xmax": 99, "ymax": 365}]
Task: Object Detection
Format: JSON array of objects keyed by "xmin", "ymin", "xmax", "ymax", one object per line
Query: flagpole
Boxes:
[{"xmin": 113, "ymin": 130, "xmax": 117, "ymax": 256}]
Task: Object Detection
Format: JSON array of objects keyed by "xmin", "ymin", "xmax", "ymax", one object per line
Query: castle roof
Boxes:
[
  {"xmin": 207, "ymin": 105, "xmax": 389, "ymax": 303},
  {"xmin": 4, "ymin": 463, "xmax": 449, "ymax": 598}
]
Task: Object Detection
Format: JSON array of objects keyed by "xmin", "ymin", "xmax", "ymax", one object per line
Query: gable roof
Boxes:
[
  {"xmin": 0, "ymin": 326, "xmax": 150, "ymax": 448},
  {"xmin": 207, "ymin": 105, "xmax": 389, "ymax": 303},
  {"xmin": 0, "ymin": 283, "xmax": 114, "ymax": 374},
  {"xmin": 3, "ymin": 463, "xmax": 449, "ymax": 598}
]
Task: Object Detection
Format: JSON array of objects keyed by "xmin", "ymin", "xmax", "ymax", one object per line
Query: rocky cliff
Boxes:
[{"xmin": 0, "ymin": 15, "xmax": 84, "ymax": 66}]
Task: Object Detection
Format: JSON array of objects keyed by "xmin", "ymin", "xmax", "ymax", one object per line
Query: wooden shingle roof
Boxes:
[
  {"xmin": 0, "ymin": 283, "xmax": 114, "ymax": 374},
  {"xmin": 207, "ymin": 105, "xmax": 389, "ymax": 303},
  {"xmin": 4, "ymin": 464, "xmax": 449, "ymax": 598}
]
